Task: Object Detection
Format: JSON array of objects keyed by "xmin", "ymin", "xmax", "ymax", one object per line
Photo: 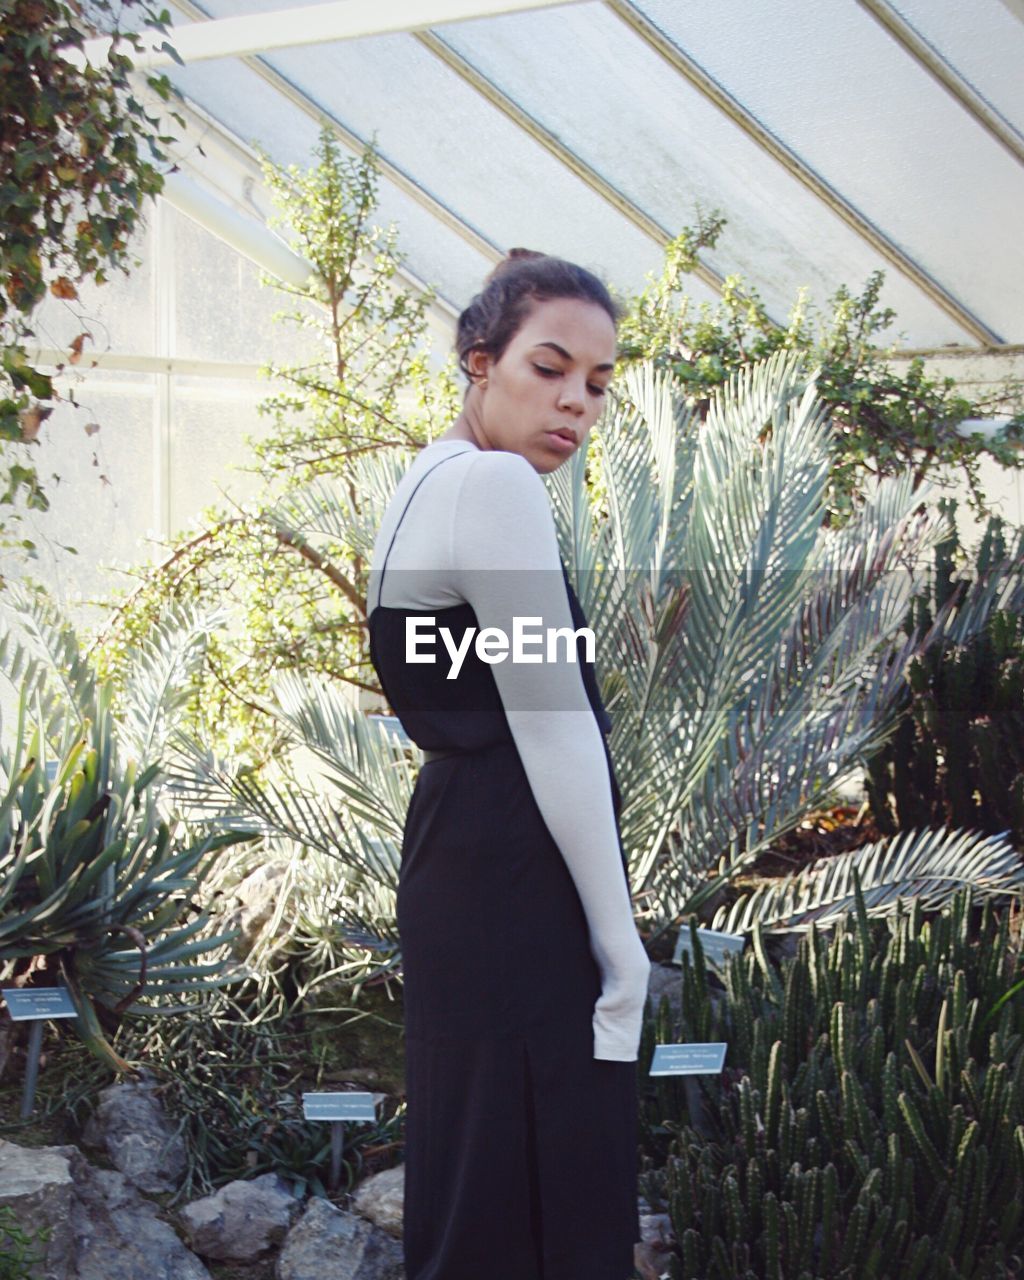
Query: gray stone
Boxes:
[
  {"xmin": 180, "ymin": 1172, "xmax": 300, "ymax": 1261},
  {"xmin": 352, "ymin": 1166, "xmax": 403, "ymax": 1239},
  {"xmin": 222, "ymin": 863, "xmax": 290, "ymax": 958},
  {"xmin": 0, "ymin": 1139, "xmax": 78, "ymax": 1280},
  {"xmin": 647, "ymin": 961, "xmax": 682, "ymax": 1019},
  {"xmin": 634, "ymin": 1212, "xmax": 677, "ymax": 1280},
  {"xmin": 276, "ymin": 1197, "xmax": 404, "ymax": 1280},
  {"xmin": 68, "ymin": 1151, "xmax": 211, "ymax": 1280},
  {"xmin": 81, "ymin": 1071, "xmax": 186, "ymax": 1193}
]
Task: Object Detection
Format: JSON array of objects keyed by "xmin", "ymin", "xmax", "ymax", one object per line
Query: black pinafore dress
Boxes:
[{"xmin": 367, "ymin": 453, "xmax": 640, "ymax": 1280}]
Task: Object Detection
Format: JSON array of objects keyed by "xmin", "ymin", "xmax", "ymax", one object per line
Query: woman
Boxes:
[{"xmin": 366, "ymin": 250, "xmax": 650, "ymax": 1279}]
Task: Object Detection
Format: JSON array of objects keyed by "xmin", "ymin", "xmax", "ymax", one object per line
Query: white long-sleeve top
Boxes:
[{"xmin": 368, "ymin": 439, "xmax": 650, "ymax": 1062}]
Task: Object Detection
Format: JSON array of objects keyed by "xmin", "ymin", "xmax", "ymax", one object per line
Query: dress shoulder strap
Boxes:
[{"xmin": 378, "ymin": 447, "xmax": 474, "ymax": 595}]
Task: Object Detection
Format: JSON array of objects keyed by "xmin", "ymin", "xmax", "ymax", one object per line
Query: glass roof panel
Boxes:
[
  {"xmin": 155, "ymin": 0, "xmax": 1021, "ymax": 347},
  {"xmin": 233, "ymin": 32, "xmax": 685, "ymax": 304},
  {"xmin": 173, "ymin": 0, "xmax": 717, "ymax": 306},
  {"xmin": 436, "ymin": 3, "xmax": 973, "ymax": 346},
  {"xmin": 164, "ymin": 54, "xmax": 498, "ymax": 309},
  {"xmin": 636, "ymin": 0, "xmax": 1024, "ymax": 341}
]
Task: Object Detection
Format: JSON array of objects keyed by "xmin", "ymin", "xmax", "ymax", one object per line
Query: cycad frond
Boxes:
[
  {"xmin": 269, "ymin": 669, "xmax": 417, "ymax": 837},
  {"xmin": 264, "ymin": 449, "xmax": 413, "ymax": 561},
  {"xmin": 0, "ymin": 583, "xmax": 96, "ymax": 730},
  {"xmin": 550, "ymin": 355, "xmax": 948, "ymax": 925},
  {"xmin": 712, "ymin": 826, "xmax": 1024, "ymax": 933},
  {"xmin": 119, "ymin": 601, "xmax": 226, "ymax": 764},
  {"xmin": 225, "ymin": 353, "xmax": 1003, "ymax": 946}
]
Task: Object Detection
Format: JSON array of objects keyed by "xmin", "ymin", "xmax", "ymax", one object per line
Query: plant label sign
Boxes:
[
  {"xmin": 1, "ymin": 987, "xmax": 77, "ymax": 1021},
  {"xmin": 672, "ymin": 927, "xmax": 746, "ymax": 969},
  {"xmin": 302, "ymin": 1092, "xmax": 377, "ymax": 1122},
  {"xmin": 650, "ymin": 1043, "xmax": 728, "ymax": 1076}
]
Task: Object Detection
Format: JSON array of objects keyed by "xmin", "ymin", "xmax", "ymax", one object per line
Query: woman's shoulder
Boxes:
[
  {"xmin": 407, "ymin": 438, "xmax": 480, "ymax": 473},
  {"xmin": 402, "ymin": 440, "xmax": 545, "ymax": 509},
  {"xmin": 454, "ymin": 445, "xmax": 544, "ymax": 497},
  {"xmin": 388, "ymin": 439, "xmax": 479, "ymax": 502},
  {"xmin": 453, "ymin": 451, "xmax": 552, "ymax": 540}
]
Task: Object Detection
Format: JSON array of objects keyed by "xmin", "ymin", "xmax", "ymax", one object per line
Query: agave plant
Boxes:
[
  {"xmin": 172, "ymin": 351, "xmax": 1023, "ymax": 968},
  {"xmin": 0, "ymin": 587, "xmax": 252, "ymax": 1070}
]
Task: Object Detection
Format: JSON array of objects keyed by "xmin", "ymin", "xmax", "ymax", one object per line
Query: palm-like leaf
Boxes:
[
  {"xmin": 0, "ymin": 584, "xmax": 96, "ymax": 734},
  {"xmin": 549, "ymin": 354, "xmax": 955, "ymax": 929},
  {"xmin": 165, "ymin": 678, "xmax": 415, "ymax": 975},
  {"xmin": 270, "ymin": 670, "xmax": 418, "ymax": 838},
  {"xmin": 263, "ymin": 449, "xmax": 413, "ymax": 563},
  {"xmin": 712, "ymin": 826, "xmax": 1024, "ymax": 933},
  {"xmin": 118, "ymin": 600, "xmax": 227, "ymax": 765}
]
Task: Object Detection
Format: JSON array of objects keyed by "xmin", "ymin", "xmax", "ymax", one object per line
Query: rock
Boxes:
[
  {"xmin": 0, "ymin": 1138, "xmax": 78, "ymax": 1280},
  {"xmin": 647, "ymin": 962, "xmax": 682, "ymax": 1019},
  {"xmin": 223, "ymin": 863, "xmax": 290, "ymax": 958},
  {"xmin": 81, "ymin": 1071, "xmax": 186, "ymax": 1194},
  {"xmin": 352, "ymin": 1166, "xmax": 403, "ymax": 1238},
  {"xmin": 634, "ymin": 1212, "xmax": 677, "ymax": 1280},
  {"xmin": 68, "ymin": 1150, "xmax": 211, "ymax": 1280},
  {"xmin": 0, "ymin": 1140, "xmax": 211, "ymax": 1280},
  {"xmin": 180, "ymin": 1172, "xmax": 300, "ymax": 1261},
  {"xmin": 276, "ymin": 1196, "xmax": 404, "ymax": 1280}
]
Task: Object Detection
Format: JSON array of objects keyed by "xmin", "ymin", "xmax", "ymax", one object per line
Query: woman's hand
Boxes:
[{"xmin": 592, "ymin": 931, "xmax": 651, "ymax": 1061}]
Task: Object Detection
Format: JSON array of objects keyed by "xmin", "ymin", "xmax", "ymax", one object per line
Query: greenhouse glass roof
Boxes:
[{"xmin": 90, "ymin": 0, "xmax": 1024, "ymax": 354}]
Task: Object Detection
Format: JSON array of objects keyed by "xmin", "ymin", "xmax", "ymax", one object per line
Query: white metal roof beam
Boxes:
[
  {"xmin": 605, "ymin": 0, "xmax": 1005, "ymax": 348},
  {"xmin": 75, "ymin": 0, "xmax": 590, "ymax": 71},
  {"xmin": 162, "ymin": 169, "xmax": 316, "ymax": 288},
  {"xmin": 858, "ymin": 0, "xmax": 1024, "ymax": 170}
]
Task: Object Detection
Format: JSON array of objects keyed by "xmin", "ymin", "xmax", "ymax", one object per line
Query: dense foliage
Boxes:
[
  {"xmin": 0, "ymin": 0, "xmax": 179, "ymax": 551},
  {"xmin": 639, "ymin": 892, "xmax": 1024, "ymax": 1278},
  {"xmin": 177, "ymin": 352, "xmax": 1013, "ymax": 989},
  {"xmin": 106, "ymin": 986, "xmax": 407, "ymax": 1201},
  {"xmin": 618, "ymin": 213, "xmax": 1024, "ymax": 525},
  {"xmin": 90, "ymin": 130, "xmax": 456, "ymax": 766}
]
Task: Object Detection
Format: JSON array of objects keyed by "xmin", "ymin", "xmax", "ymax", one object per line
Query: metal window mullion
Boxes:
[
  {"xmin": 857, "ymin": 0, "xmax": 1024, "ymax": 170},
  {"xmin": 154, "ymin": 199, "xmax": 175, "ymax": 540}
]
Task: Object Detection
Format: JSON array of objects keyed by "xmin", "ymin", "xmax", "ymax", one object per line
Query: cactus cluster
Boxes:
[
  {"xmin": 638, "ymin": 890, "xmax": 1024, "ymax": 1278},
  {"xmin": 866, "ymin": 502, "xmax": 1024, "ymax": 848}
]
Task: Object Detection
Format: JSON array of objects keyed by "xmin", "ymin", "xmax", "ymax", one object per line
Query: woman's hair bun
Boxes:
[{"xmin": 484, "ymin": 247, "xmax": 547, "ymax": 285}]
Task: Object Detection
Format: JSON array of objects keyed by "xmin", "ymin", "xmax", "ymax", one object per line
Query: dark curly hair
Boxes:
[{"xmin": 455, "ymin": 248, "xmax": 621, "ymax": 385}]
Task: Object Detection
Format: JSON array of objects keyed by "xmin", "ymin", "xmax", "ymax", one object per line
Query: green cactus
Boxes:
[
  {"xmin": 866, "ymin": 501, "xmax": 1024, "ymax": 847},
  {"xmin": 0, "ymin": 1206, "xmax": 50, "ymax": 1280},
  {"xmin": 638, "ymin": 890, "xmax": 1024, "ymax": 1277}
]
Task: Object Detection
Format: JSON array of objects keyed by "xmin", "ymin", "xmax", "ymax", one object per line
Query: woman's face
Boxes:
[{"xmin": 468, "ymin": 296, "xmax": 617, "ymax": 474}]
